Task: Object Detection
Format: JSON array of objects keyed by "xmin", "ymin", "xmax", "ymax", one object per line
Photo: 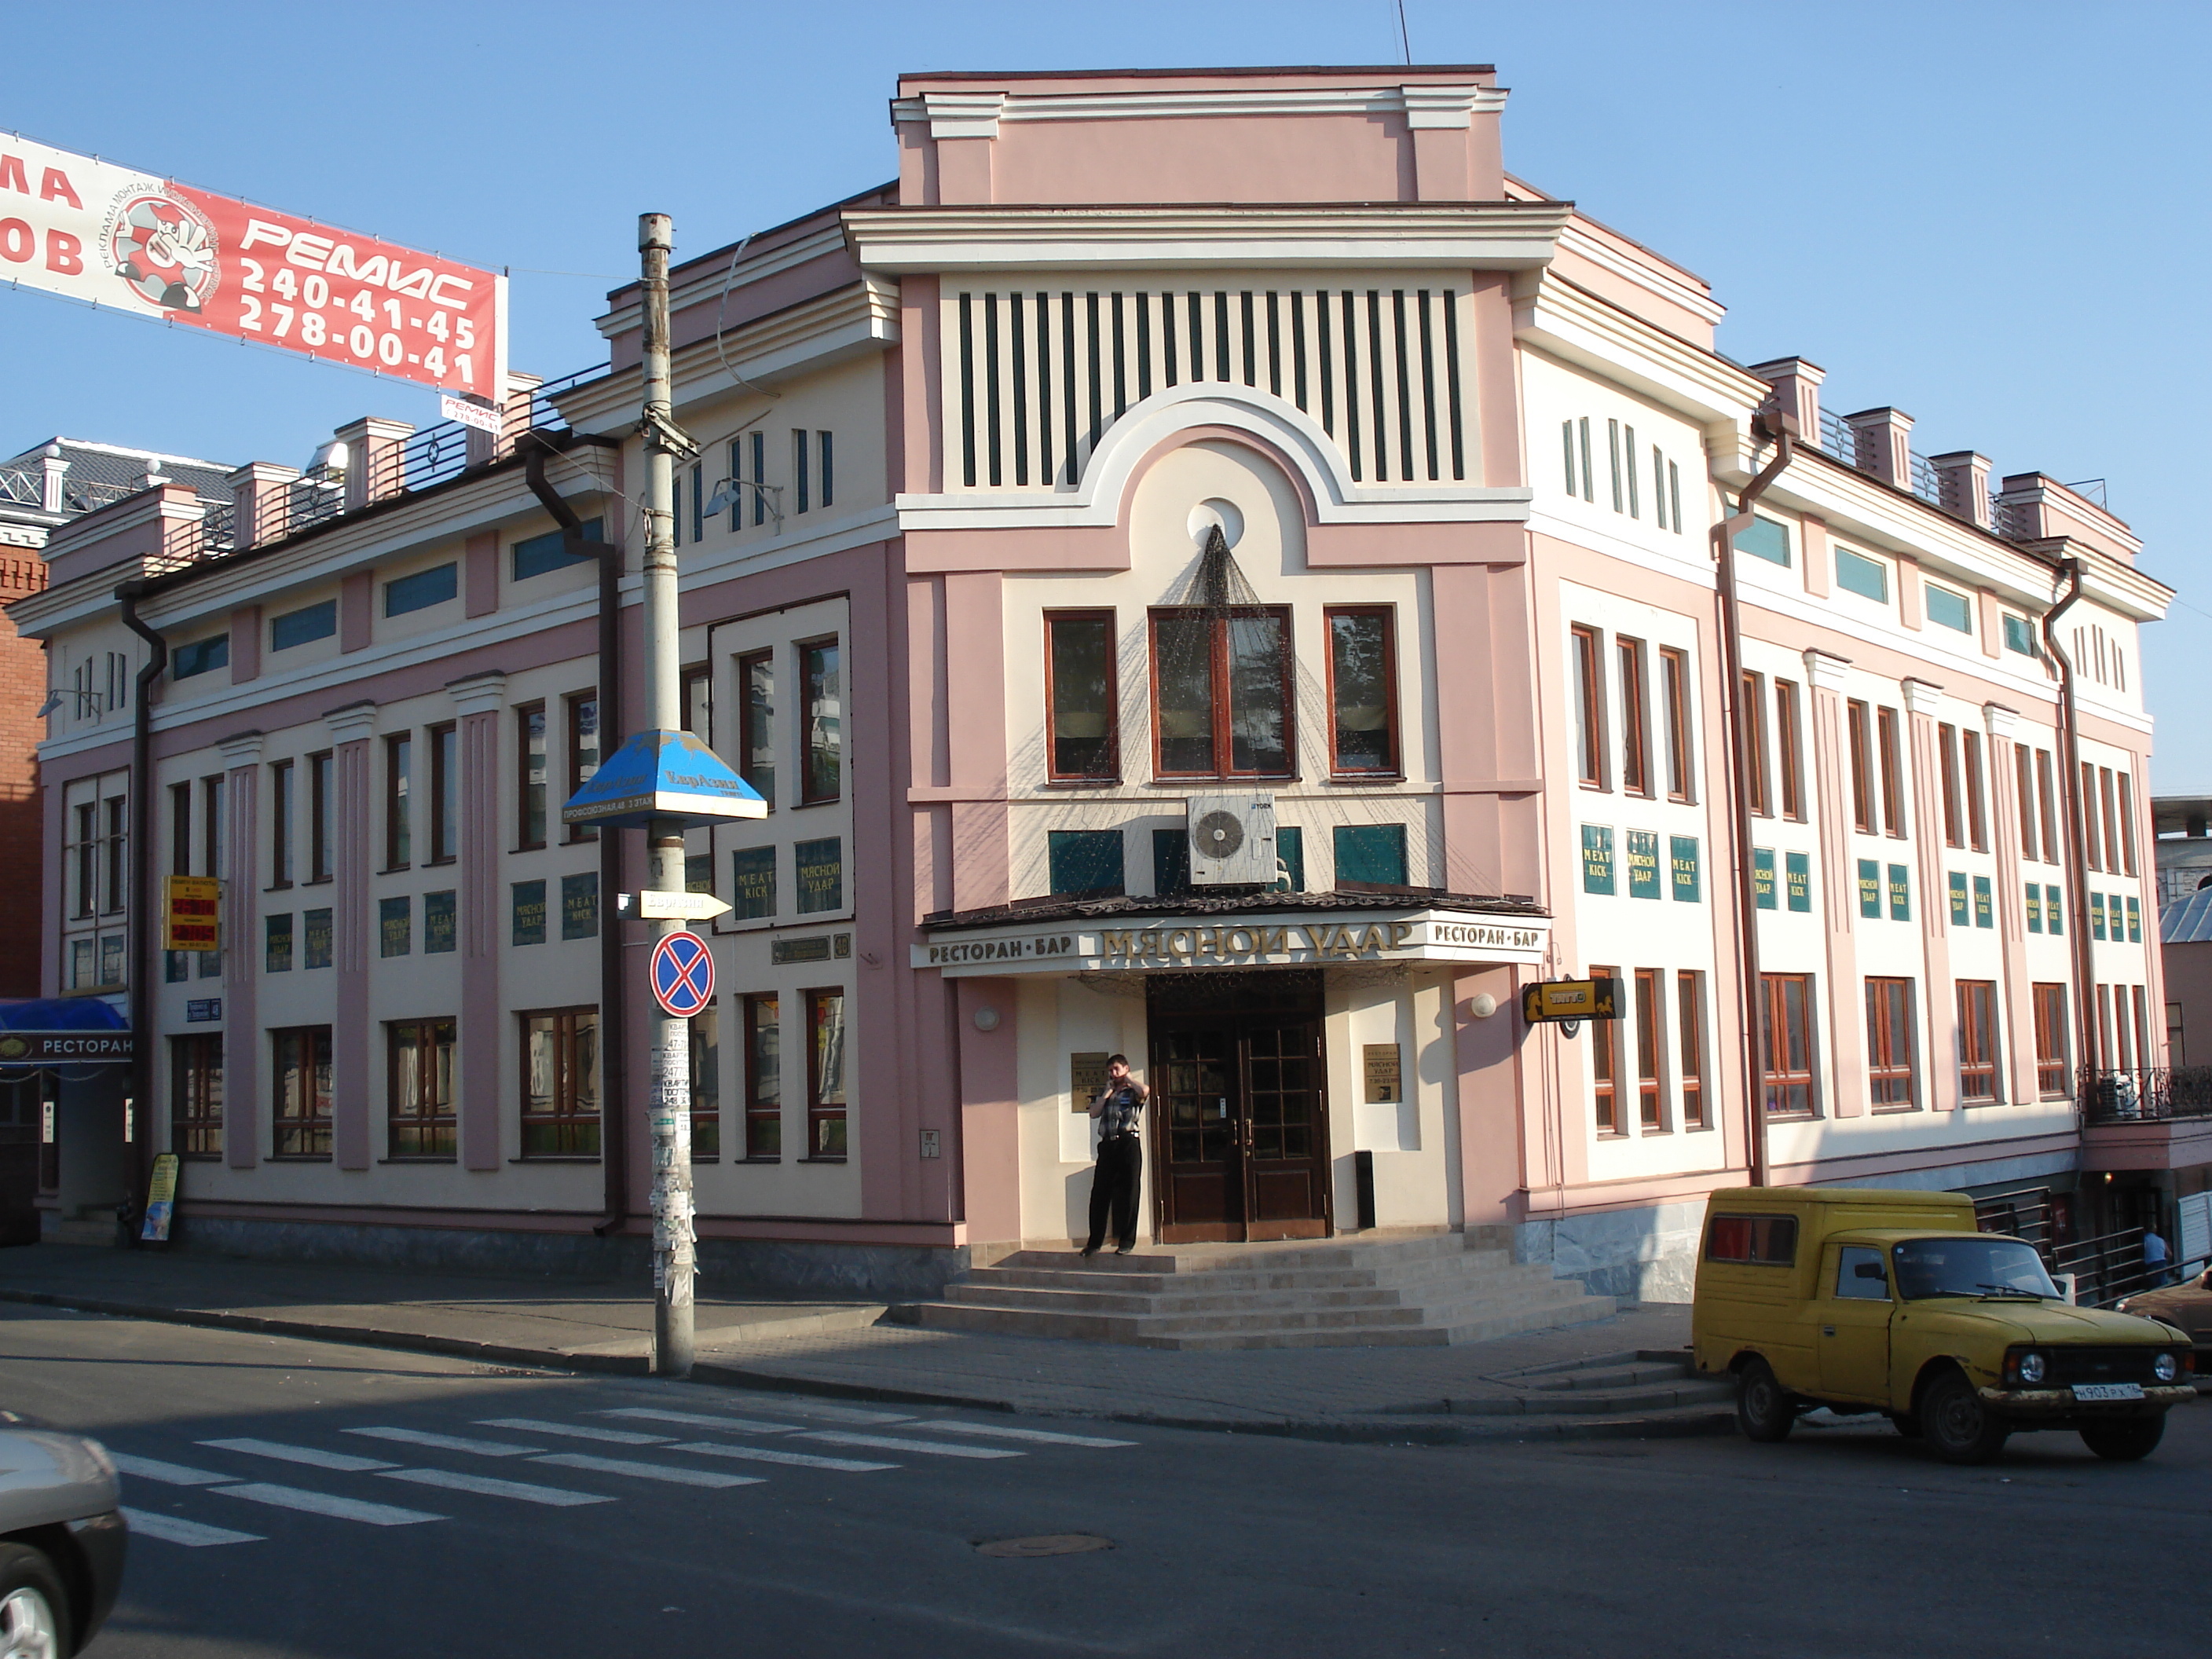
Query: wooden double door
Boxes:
[{"xmin": 1148, "ymin": 972, "xmax": 1331, "ymax": 1243}]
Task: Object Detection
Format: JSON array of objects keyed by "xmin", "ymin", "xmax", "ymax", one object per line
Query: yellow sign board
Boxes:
[
  {"xmin": 1521, "ymin": 977, "xmax": 1621, "ymax": 1025},
  {"xmin": 163, "ymin": 875, "xmax": 221, "ymax": 952}
]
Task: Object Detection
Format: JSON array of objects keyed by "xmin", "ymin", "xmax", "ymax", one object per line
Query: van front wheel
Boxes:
[
  {"xmin": 1736, "ymin": 1358, "xmax": 1794, "ymax": 1442},
  {"xmin": 1920, "ymin": 1372, "xmax": 2010, "ymax": 1465}
]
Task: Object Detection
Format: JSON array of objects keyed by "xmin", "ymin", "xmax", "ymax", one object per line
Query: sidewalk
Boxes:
[{"xmin": 0, "ymin": 1244, "xmax": 1708, "ymax": 1441}]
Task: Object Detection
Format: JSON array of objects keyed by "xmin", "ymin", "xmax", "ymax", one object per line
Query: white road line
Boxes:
[
  {"xmin": 532, "ymin": 1452, "xmax": 764, "ymax": 1489},
  {"xmin": 697, "ymin": 1393, "xmax": 915, "ymax": 1426},
  {"xmin": 911, "ymin": 1420, "xmax": 1141, "ymax": 1448},
  {"xmin": 119, "ymin": 1507, "xmax": 263, "ymax": 1547},
  {"xmin": 344, "ymin": 1427, "xmax": 545, "ymax": 1457},
  {"xmin": 111, "ymin": 1454, "xmax": 235, "ymax": 1487},
  {"xmin": 478, "ymin": 1418, "xmax": 672, "ymax": 1445},
  {"xmin": 799, "ymin": 1430, "xmax": 1024, "ymax": 1460},
  {"xmin": 596, "ymin": 1408, "xmax": 804, "ymax": 1434},
  {"xmin": 666, "ymin": 1439, "xmax": 896, "ymax": 1473},
  {"xmin": 378, "ymin": 1468, "xmax": 613, "ymax": 1507},
  {"xmin": 214, "ymin": 1482, "xmax": 445, "ymax": 1527},
  {"xmin": 198, "ymin": 1438, "xmax": 397, "ymax": 1473}
]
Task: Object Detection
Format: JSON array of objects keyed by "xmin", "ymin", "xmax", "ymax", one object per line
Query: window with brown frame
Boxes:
[
  {"xmin": 1741, "ymin": 672, "xmax": 1771, "ymax": 817},
  {"xmin": 1957, "ymin": 980, "xmax": 1999, "ymax": 1102},
  {"xmin": 170, "ymin": 783, "xmax": 191, "ymax": 878},
  {"xmin": 804, "ymin": 988, "xmax": 847, "ymax": 1159},
  {"xmin": 1327, "ymin": 607, "xmax": 1399, "ymax": 776},
  {"xmin": 800, "ymin": 639, "xmax": 843, "ymax": 804},
  {"xmin": 387, "ymin": 1017, "xmax": 455, "ymax": 1159},
  {"xmin": 1618, "ymin": 639, "xmax": 1650, "ymax": 797},
  {"xmin": 1590, "ymin": 963, "xmax": 1621, "ymax": 1134},
  {"xmin": 2036, "ymin": 750, "xmax": 2060, "ymax": 862},
  {"xmin": 1760, "ymin": 973, "xmax": 1815, "ymax": 1115},
  {"xmin": 1634, "ymin": 968, "xmax": 1664, "ymax": 1130},
  {"xmin": 2099, "ymin": 767, "xmax": 2120, "ymax": 877},
  {"xmin": 1847, "ymin": 700, "xmax": 1875, "ymax": 833},
  {"xmin": 738, "ymin": 650, "xmax": 775, "ymax": 810},
  {"xmin": 170, "ymin": 1034, "xmax": 222, "ymax": 1159},
  {"xmin": 521, "ymin": 1009, "xmax": 599, "ymax": 1157},
  {"xmin": 1570, "ymin": 625, "xmax": 1606, "ymax": 789},
  {"xmin": 515, "ymin": 704, "xmax": 547, "ymax": 849},
  {"xmin": 2097, "ymin": 983, "xmax": 2114, "ymax": 1070},
  {"xmin": 1677, "ymin": 970, "xmax": 1707, "ymax": 1129},
  {"xmin": 2032, "ymin": 983, "xmax": 2069, "ymax": 1097},
  {"xmin": 2081, "ymin": 761, "xmax": 2103, "ymax": 870},
  {"xmin": 1938, "ymin": 723, "xmax": 1962, "ymax": 848},
  {"xmin": 1661, "ymin": 647, "xmax": 1694, "ymax": 802},
  {"xmin": 566, "ymin": 694, "xmax": 600, "ymax": 844},
  {"xmin": 2132, "ymin": 984, "xmax": 2152, "ymax": 1070},
  {"xmin": 2116, "ymin": 770, "xmax": 2137, "ymax": 876},
  {"xmin": 1865, "ymin": 978, "xmax": 1915, "ymax": 1108},
  {"xmin": 690, "ymin": 1005, "xmax": 720, "ymax": 1160},
  {"xmin": 1149, "ymin": 608, "xmax": 1293, "ymax": 778},
  {"xmin": 1775, "ymin": 679, "xmax": 1804, "ymax": 821},
  {"xmin": 2115, "ymin": 991, "xmax": 2133, "ymax": 1076},
  {"xmin": 307, "ymin": 751, "xmax": 334, "ymax": 882},
  {"xmin": 271, "ymin": 1025, "xmax": 333, "ymax": 1158},
  {"xmin": 423, "ymin": 722, "xmax": 456, "ymax": 864},
  {"xmin": 2014, "ymin": 745, "xmax": 2036, "ymax": 866},
  {"xmin": 1877, "ymin": 707, "xmax": 1906, "ymax": 837},
  {"xmin": 743, "ymin": 992, "xmax": 781, "ymax": 1159},
  {"xmin": 1962, "ymin": 729, "xmax": 1987, "ymax": 851},
  {"xmin": 103, "ymin": 796, "xmax": 126, "ymax": 915},
  {"xmin": 385, "ymin": 732, "xmax": 412, "ymax": 869},
  {"xmin": 1046, "ymin": 611, "xmax": 1119, "ymax": 780},
  {"xmin": 269, "ymin": 759, "xmax": 295, "ymax": 888}
]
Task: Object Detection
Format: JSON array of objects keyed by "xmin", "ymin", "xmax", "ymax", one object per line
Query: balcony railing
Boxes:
[
  {"xmin": 2079, "ymin": 1065, "xmax": 2212, "ymax": 1125},
  {"xmin": 0, "ymin": 466, "xmax": 40, "ymax": 510}
]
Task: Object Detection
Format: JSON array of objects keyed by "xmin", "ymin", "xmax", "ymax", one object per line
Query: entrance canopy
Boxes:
[
  {"xmin": 914, "ymin": 891, "xmax": 1549, "ymax": 978},
  {"xmin": 0, "ymin": 998, "xmax": 131, "ymax": 1079}
]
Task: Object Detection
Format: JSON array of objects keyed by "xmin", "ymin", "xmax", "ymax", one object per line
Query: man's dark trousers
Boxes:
[{"xmin": 1086, "ymin": 1133, "xmax": 1142, "ymax": 1251}]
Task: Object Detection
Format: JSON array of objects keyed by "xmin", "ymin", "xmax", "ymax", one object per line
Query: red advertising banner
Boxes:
[{"xmin": 0, "ymin": 130, "xmax": 504, "ymax": 397}]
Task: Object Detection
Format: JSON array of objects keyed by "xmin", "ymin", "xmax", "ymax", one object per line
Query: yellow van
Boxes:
[{"xmin": 1692, "ymin": 1187, "xmax": 2194, "ymax": 1463}]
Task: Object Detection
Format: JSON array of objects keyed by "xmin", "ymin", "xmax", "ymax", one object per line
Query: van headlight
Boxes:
[
  {"xmin": 2154, "ymin": 1352, "xmax": 2180, "ymax": 1382},
  {"xmin": 2017, "ymin": 1350, "xmax": 2047, "ymax": 1384}
]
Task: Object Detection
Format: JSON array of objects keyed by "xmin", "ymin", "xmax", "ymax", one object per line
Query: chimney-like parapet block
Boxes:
[
  {"xmin": 1844, "ymin": 406, "xmax": 1914, "ymax": 489},
  {"xmin": 1928, "ymin": 451, "xmax": 1992, "ymax": 530}
]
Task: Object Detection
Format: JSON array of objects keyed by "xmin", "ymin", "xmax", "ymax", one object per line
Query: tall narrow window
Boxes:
[
  {"xmin": 2114, "ymin": 989, "xmax": 2132, "ymax": 1076},
  {"xmin": 103, "ymin": 797, "xmax": 126, "ymax": 915},
  {"xmin": 1148, "ymin": 610, "xmax": 1291, "ymax": 778},
  {"xmin": 1652, "ymin": 445, "xmax": 1668, "ymax": 529},
  {"xmin": 1046, "ymin": 613, "xmax": 1119, "ymax": 780},
  {"xmin": 2081, "ymin": 762, "xmax": 2103, "ymax": 870},
  {"xmin": 386, "ymin": 733, "xmax": 412, "ymax": 868},
  {"xmin": 1327, "ymin": 608, "xmax": 1399, "ymax": 775},
  {"xmin": 818, "ymin": 431, "xmax": 834, "ymax": 508},
  {"xmin": 1634, "ymin": 968, "xmax": 1664, "ymax": 1130},
  {"xmin": 2116, "ymin": 771, "xmax": 2137, "ymax": 875},
  {"xmin": 744, "ymin": 992, "xmax": 781, "ymax": 1159},
  {"xmin": 307, "ymin": 751, "xmax": 334, "ymax": 882},
  {"xmin": 387, "ymin": 1017, "xmax": 455, "ymax": 1158},
  {"xmin": 2133, "ymin": 984, "xmax": 2151, "ymax": 1070},
  {"xmin": 71, "ymin": 802, "xmax": 93, "ymax": 917},
  {"xmin": 271, "ymin": 1026, "xmax": 333, "ymax": 1158},
  {"xmin": 2032, "ymin": 983, "xmax": 2069, "ymax": 1097},
  {"xmin": 1877, "ymin": 707, "xmax": 1906, "ymax": 837},
  {"xmin": 567, "ymin": 694, "xmax": 600, "ymax": 844},
  {"xmin": 1866, "ymin": 978, "xmax": 1914, "ymax": 1108},
  {"xmin": 1775, "ymin": 679, "xmax": 1804, "ymax": 821},
  {"xmin": 1561, "ymin": 419, "xmax": 1577, "ymax": 496},
  {"xmin": 800, "ymin": 639, "xmax": 843, "ymax": 803},
  {"xmin": 1761, "ymin": 974, "xmax": 1815, "ymax": 1115},
  {"xmin": 1578, "ymin": 418, "xmax": 1593, "ymax": 502},
  {"xmin": 1848, "ymin": 701, "xmax": 1874, "ymax": 833},
  {"xmin": 1570, "ymin": 625, "xmax": 1605, "ymax": 789},
  {"xmin": 1618, "ymin": 638, "xmax": 1650, "ymax": 797},
  {"xmin": 170, "ymin": 783, "xmax": 191, "ymax": 877},
  {"xmin": 2097, "ymin": 983, "xmax": 2114, "ymax": 1069},
  {"xmin": 2036, "ymin": 750, "xmax": 2060, "ymax": 862},
  {"xmin": 1938, "ymin": 723, "xmax": 1962, "ymax": 848},
  {"xmin": 428, "ymin": 722, "xmax": 458, "ymax": 863},
  {"xmin": 1607, "ymin": 419, "xmax": 1623, "ymax": 512},
  {"xmin": 2015, "ymin": 746, "xmax": 2037, "ymax": 866},
  {"xmin": 1624, "ymin": 423, "xmax": 1639, "ymax": 518},
  {"xmin": 1591, "ymin": 963, "xmax": 1621, "ymax": 1135},
  {"xmin": 805, "ymin": 988, "xmax": 847, "ymax": 1159},
  {"xmin": 203, "ymin": 777, "xmax": 222, "ymax": 879},
  {"xmin": 170, "ymin": 1034, "xmax": 223, "ymax": 1159},
  {"xmin": 793, "ymin": 430, "xmax": 811, "ymax": 515},
  {"xmin": 1962, "ymin": 730, "xmax": 1987, "ymax": 851},
  {"xmin": 1661, "ymin": 647, "xmax": 1693, "ymax": 802},
  {"xmin": 738, "ymin": 650, "xmax": 775, "ymax": 809},
  {"xmin": 270, "ymin": 760, "xmax": 295, "ymax": 888},
  {"xmin": 1741, "ymin": 672, "xmax": 1771, "ymax": 817},
  {"xmin": 515, "ymin": 705, "xmax": 546, "ymax": 849},
  {"xmin": 1957, "ymin": 981, "xmax": 1999, "ymax": 1102},
  {"xmin": 1677, "ymin": 970, "xmax": 1706, "ymax": 1129},
  {"xmin": 690, "ymin": 1005, "xmax": 720, "ymax": 1160},
  {"xmin": 522, "ymin": 1009, "xmax": 600, "ymax": 1158}
]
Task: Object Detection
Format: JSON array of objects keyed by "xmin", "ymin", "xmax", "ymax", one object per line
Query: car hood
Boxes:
[
  {"xmin": 0, "ymin": 1430, "xmax": 119, "ymax": 1529},
  {"xmin": 1904, "ymin": 1298, "xmax": 2179, "ymax": 1344}
]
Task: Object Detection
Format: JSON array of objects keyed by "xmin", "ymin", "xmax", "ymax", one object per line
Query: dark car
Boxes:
[
  {"xmin": 2118, "ymin": 1266, "xmax": 2212, "ymax": 1364},
  {"xmin": 0, "ymin": 1422, "xmax": 125, "ymax": 1656}
]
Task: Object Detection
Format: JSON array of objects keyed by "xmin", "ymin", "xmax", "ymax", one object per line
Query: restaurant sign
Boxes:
[{"xmin": 914, "ymin": 909, "xmax": 1549, "ymax": 977}]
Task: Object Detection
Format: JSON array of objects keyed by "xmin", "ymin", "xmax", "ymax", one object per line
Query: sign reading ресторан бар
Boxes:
[{"xmin": 913, "ymin": 910, "xmax": 1549, "ymax": 976}]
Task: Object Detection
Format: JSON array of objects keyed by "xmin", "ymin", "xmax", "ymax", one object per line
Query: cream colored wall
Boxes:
[
  {"xmin": 1013, "ymin": 977, "xmax": 1148, "ymax": 1243},
  {"xmin": 1324, "ymin": 968, "xmax": 1458, "ymax": 1229}
]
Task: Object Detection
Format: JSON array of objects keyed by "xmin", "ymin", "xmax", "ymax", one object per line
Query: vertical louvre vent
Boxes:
[{"xmin": 950, "ymin": 284, "xmax": 1470, "ymax": 492}]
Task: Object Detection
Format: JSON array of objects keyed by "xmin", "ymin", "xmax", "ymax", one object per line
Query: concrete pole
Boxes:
[{"xmin": 638, "ymin": 212, "xmax": 695, "ymax": 1375}]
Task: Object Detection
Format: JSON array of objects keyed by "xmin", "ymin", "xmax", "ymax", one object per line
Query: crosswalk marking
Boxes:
[
  {"xmin": 378, "ymin": 1467, "xmax": 613, "ymax": 1507},
  {"xmin": 199, "ymin": 1437, "xmax": 397, "ymax": 1473},
  {"xmin": 701, "ymin": 1393, "xmax": 916, "ymax": 1426},
  {"xmin": 120, "ymin": 1507, "xmax": 263, "ymax": 1547},
  {"xmin": 666, "ymin": 1439, "xmax": 897, "ymax": 1473},
  {"xmin": 597, "ymin": 1408, "xmax": 804, "ymax": 1435},
  {"xmin": 112, "ymin": 1454, "xmax": 236, "ymax": 1487},
  {"xmin": 532, "ymin": 1452, "xmax": 764, "ymax": 1489},
  {"xmin": 799, "ymin": 1430, "xmax": 1024, "ymax": 1460},
  {"xmin": 345, "ymin": 1426, "xmax": 545, "ymax": 1457},
  {"xmin": 214, "ymin": 1482, "xmax": 445, "ymax": 1527},
  {"xmin": 478, "ymin": 1418, "xmax": 672, "ymax": 1446},
  {"xmin": 911, "ymin": 1420, "xmax": 1141, "ymax": 1448}
]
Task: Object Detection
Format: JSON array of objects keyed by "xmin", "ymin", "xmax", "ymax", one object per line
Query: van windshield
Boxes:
[{"xmin": 1892, "ymin": 1237, "xmax": 2058, "ymax": 1301}]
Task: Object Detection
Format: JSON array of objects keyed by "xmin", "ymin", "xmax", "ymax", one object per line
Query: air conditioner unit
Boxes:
[{"xmin": 1185, "ymin": 792, "xmax": 1276, "ymax": 887}]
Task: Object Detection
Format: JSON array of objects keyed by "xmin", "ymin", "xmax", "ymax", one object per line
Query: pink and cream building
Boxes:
[{"xmin": 9, "ymin": 64, "xmax": 2174, "ymax": 1296}]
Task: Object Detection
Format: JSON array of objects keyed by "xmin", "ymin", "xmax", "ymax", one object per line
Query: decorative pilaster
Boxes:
[
  {"xmin": 326, "ymin": 701, "xmax": 379, "ymax": 1170},
  {"xmin": 1902, "ymin": 679, "xmax": 1954, "ymax": 1111},
  {"xmin": 450, "ymin": 672, "xmax": 508, "ymax": 1171},
  {"xmin": 1984, "ymin": 703, "xmax": 2039, "ymax": 1106},
  {"xmin": 218, "ymin": 731, "xmax": 265, "ymax": 1169},
  {"xmin": 1804, "ymin": 651, "xmax": 1862, "ymax": 1118}
]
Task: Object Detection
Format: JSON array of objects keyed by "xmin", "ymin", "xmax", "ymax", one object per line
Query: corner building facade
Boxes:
[{"xmin": 13, "ymin": 66, "xmax": 2172, "ymax": 1298}]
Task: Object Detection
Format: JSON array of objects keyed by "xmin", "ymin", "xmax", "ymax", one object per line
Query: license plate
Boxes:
[{"xmin": 2071, "ymin": 1382, "xmax": 2144, "ymax": 1401}]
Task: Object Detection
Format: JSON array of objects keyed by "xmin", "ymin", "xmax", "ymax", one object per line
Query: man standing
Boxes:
[
  {"xmin": 2144, "ymin": 1228, "xmax": 2171, "ymax": 1288},
  {"xmin": 1082, "ymin": 1054, "xmax": 1149, "ymax": 1257}
]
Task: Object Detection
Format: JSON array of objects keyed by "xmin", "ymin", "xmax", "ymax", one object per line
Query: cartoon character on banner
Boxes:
[{"xmin": 104, "ymin": 189, "xmax": 219, "ymax": 313}]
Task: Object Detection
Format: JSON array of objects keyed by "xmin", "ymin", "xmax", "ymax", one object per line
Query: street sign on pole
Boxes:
[
  {"xmin": 624, "ymin": 890, "xmax": 732, "ymax": 922},
  {"xmin": 649, "ymin": 932, "xmax": 715, "ymax": 1020}
]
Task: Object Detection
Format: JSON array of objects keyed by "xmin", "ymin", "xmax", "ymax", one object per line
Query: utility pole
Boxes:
[{"xmin": 638, "ymin": 211, "xmax": 698, "ymax": 1375}]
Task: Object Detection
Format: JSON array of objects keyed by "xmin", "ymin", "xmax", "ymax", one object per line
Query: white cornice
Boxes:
[
  {"xmin": 1555, "ymin": 221, "xmax": 1725, "ymax": 326},
  {"xmin": 1514, "ymin": 272, "xmax": 1767, "ymax": 427},
  {"xmin": 448, "ymin": 672, "xmax": 509, "ymax": 717},
  {"xmin": 889, "ymin": 82, "xmax": 1507, "ymax": 130},
  {"xmin": 840, "ymin": 203, "xmax": 1569, "ymax": 274}
]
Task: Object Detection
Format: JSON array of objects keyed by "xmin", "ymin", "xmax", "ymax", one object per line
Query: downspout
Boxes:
[
  {"xmin": 1709, "ymin": 409, "xmax": 1798, "ymax": 1187},
  {"xmin": 2038, "ymin": 556, "xmax": 2096, "ymax": 1095},
  {"xmin": 115, "ymin": 580, "xmax": 167, "ymax": 1238},
  {"xmin": 522, "ymin": 435, "xmax": 629, "ymax": 1239}
]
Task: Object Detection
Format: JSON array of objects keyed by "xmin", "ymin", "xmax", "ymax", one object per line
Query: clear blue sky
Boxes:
[{"xmin": 8, "ymin": 2, "xmax": 2206, "ymax": 784}]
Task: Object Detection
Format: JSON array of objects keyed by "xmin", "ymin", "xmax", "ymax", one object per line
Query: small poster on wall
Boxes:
[
  {"xmin": 1363, "ymin": 1043, "xmax": 1403, "ymax": 1104},
  {"xmin": 141, "ymin": 1152, "xmax": 179, "ymax": 1243},
  {"xmin": 1069, "ymin": 1051, "xmax": 1111, "ymax": 1112}
]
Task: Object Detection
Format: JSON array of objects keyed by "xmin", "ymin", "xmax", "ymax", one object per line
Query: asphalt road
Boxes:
[{"xmin": 0, "ymin": 1302, "xmax": 2207, "ymax": 1659}]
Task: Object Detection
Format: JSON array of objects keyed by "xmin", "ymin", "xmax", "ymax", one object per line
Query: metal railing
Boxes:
[
  {"xmin": 2053, "ymin": 1225, "xmax": 2162, "ymax": 1309},
  {"xmin": 1907, "ymin": 452, "xmax": 1942, "ymax": 506},
  {"xmin": 0, "ymin": 467, "xmax": 39, "ymax": 509},
  {"xmin": 2080, "ymin": 1066, "xmax": 2212, "ymax": 1124},
  {"xmin": 1817, "ymin": 408, "xmax": 1856, "ymax": 464}
]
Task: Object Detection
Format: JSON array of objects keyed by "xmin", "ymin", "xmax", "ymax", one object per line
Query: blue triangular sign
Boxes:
[{"xmin": 562, "ymin": 729, "xmax": 768, "ymax": 830}]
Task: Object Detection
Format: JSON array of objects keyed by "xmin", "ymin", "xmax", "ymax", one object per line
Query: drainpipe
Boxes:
[
  {"xmin": 521, "ymin": 435, "xmax": 629, "ymax": 1239},
  {"xmin": 1710, "ymin": 408, "xmax": 1798, "ymax": 1188},
  {"xmin": 115, "ymin": 580, "xmax": 168, "ymax": 1237},
  {"xmin": 2038, "ymin": 556, "xmax": 2097, "ymax": 1093}
]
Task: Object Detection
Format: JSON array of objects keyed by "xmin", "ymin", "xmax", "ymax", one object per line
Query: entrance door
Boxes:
[{"xmin": 1148, "ymin": 972, "xmax": 1331, "ymax": 1244}]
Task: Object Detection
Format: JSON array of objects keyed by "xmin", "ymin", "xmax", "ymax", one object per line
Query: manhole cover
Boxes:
[{"xmin": 974, "ymin": 1533, "xmax": 1115, "ymax": 1558}]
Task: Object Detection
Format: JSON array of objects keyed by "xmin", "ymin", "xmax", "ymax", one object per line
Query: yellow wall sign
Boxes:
[
  {"xmin": 1521, "ymin": 978, "xmax": 1621, "ymax": 1024},
  {"xmin": 163, "ymin": 876, "xmax": 221, "ymax": 952}
]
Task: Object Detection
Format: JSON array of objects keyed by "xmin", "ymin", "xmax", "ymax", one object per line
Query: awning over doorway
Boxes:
[
  {"xmin": 914, "ymin": 889, "xmax": 1549, "ymax": 977},
  {"xmin": 0, "ymin": 998, "xmax": 132, "ymax": 1079}
]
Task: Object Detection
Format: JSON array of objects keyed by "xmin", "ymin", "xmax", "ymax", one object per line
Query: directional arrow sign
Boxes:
[{"xmin": 627, "ymin": 890, "xmax": 732, "ymax": 921}]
